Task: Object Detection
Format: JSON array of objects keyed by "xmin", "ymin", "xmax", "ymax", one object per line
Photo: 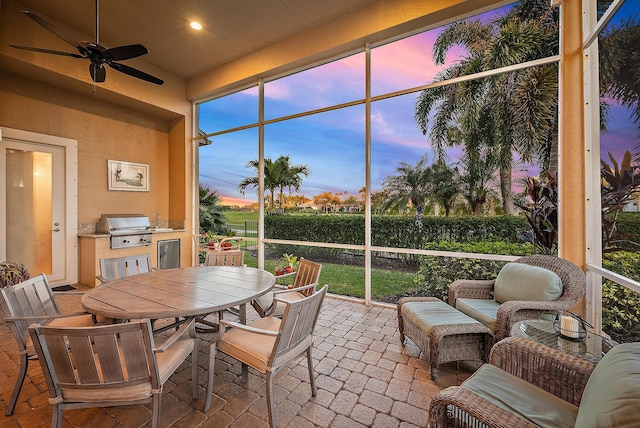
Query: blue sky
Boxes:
[{"xmin": 199, "ymin": 2, "xmax": 640, "ymax": 206}]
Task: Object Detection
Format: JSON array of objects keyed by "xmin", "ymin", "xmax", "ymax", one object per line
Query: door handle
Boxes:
[{"xmin": 53, "ymin": 227, "xmax": 60, "ymax": 232}]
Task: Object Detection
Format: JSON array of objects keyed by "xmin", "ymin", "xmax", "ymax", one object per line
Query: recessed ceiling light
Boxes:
[{"xmin": 190, "ymin": 21, "xmax": 202, "ymax": 30}]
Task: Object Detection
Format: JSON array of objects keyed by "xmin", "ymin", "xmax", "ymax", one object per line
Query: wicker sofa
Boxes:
[
  {"xmin": 449, "ymin": 255, "xmax": 586, "ymax": 341},
  {"xmin": 429, "ymin": 336, "xmax": 640, "ymax": 427}
]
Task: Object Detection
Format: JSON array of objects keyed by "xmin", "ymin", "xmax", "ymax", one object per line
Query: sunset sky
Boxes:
[{"xmin": 198, "ymin": 2, "xmax": 639, "ymax": 207}]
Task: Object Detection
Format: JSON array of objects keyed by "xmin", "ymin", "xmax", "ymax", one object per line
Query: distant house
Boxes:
[{"xmin": 623, "ymin": 198, "xmax": 639, "ymax": 212}]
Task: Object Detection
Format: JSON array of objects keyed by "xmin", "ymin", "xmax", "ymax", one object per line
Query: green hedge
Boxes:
[{"xmin": 265, "ymin": 214, "xmax": 529, "ymax": 246}]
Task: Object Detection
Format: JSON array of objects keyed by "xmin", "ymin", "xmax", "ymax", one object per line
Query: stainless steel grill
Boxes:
[{"xmin": 96, "ymin": 214, "xmax": 152, "ymax": 249}]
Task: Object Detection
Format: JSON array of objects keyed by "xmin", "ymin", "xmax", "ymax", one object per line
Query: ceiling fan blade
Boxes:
[
  {"xmin": 90, "ymin": 63, "xmax": 106, "ymax": 82},
  {"xmin": 10, "ymin": 44, "xmax": 84, "ymax": 58},
  {"xmin": 103, "ymin": 44, "xmax": 149, "ymax": 61},
  {"xmin": 109, "ymin": 62, "xmax": 164, "ymax": 85},
  {"xmin": 22, "ymin": 11, "xmax": 83, "ymax": 51}
]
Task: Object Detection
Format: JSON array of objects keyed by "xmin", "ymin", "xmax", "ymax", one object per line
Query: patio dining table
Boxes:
[{"xmin": 81, "ymin": 265, "xmax": 275, "ymax": 325}]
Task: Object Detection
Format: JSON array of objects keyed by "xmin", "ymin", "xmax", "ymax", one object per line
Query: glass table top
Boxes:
[{"xmin": 512, "ymin": 319, "xmax": 618, "ymax": 364}]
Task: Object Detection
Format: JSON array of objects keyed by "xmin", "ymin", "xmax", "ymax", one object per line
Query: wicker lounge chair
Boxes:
[
  {"xmin": 449, "ymin": 255, "xmax": 586, "ymax": 341},
  {"xmin": 429, "ymin": 336, "xmax": 639, "ymax": 428}
]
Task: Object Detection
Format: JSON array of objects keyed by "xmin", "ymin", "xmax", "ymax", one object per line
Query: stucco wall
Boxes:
[{"xmin": 1, "ymin": 73, "xmax": 174, "ymax": 224}]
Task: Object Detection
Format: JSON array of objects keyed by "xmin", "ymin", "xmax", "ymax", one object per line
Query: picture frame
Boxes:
[{"xmin": 107, "ymin": 160, "xmax": 149, "ymax": 191}]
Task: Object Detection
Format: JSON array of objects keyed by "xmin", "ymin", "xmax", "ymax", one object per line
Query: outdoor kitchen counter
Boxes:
[{"xmin": 78, "ymin": 229, "xmax": 188, "ymax": 287}]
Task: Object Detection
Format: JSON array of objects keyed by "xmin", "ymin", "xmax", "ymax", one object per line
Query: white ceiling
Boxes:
[{"xmin": 10, "ymin": 0, "xmax": 376, "ymax": 81}]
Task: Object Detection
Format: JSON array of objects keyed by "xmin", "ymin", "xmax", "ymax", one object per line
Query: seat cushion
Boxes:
[
  {"xmin": 401, "ymin": 299, "xmax": 481, "ymax": 334},
  {"xmin": 455, "ymin": 298, "xmax": 500, "ymax": 332},
  {"xmin": 494, "ymin": 263, "xmax": 562, "ymax": 304},
  {"xmin": 156, "ymin": 335, "xmax": 195, "ymax": 384},
  {"xmin": 217, "ymin": 316, "xmax": 282, "ymax": 373},
  {"xmin": 271, "ymin": 291, "xmax": 305, "ymax": 317},
  {"xmin": 253, "ymin": 293, "xmax": 274, "ymax": 316},
  {"xmin": 575, "ymin": 342, "xmax": 640, "ymax": 428},
  {"xmin": 463, "ymin": 364, "xmax": 578, "ymax": 428}
]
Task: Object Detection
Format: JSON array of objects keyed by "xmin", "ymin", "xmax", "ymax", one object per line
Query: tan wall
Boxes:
[
  {"xmin": 1, "ymin": 73, "xmax": 174, "ymax": 223},
  {"xmin": 1, "ymin": 72, "xmax": 194, "ymax": 279}
]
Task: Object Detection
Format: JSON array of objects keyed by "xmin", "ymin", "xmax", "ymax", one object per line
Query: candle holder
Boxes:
[{"xmin": 553, "ymin": 312, "xmax": 588, "ymax": 341}]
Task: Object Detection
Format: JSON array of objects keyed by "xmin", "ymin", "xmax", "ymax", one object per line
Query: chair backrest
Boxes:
[
  {"xmin": 29, "ymin": 319, "xmax": 159, "ymax": 405},
  {"xmin": 513, "ymin": 255, "xmax": 586, "ymax": 306},
  {"xmin": 0, "ymin": 274, "xmax": 61, "ymax": 348},
  {"xmin": 270, "ymin": 285, "xmax": 328, "ymax": 367},
  {"xmin": 99, "ymin": 253, "xmax": 153, "ymax": 282},
  {"xmin": 204, "ymin": 250, "xmax": 245, "ymax": 267},
  {"xmin": 292, "ymin": 258, "xmax": 322, "ymax": 297}
]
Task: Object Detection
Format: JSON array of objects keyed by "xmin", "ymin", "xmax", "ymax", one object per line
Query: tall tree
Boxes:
[
  {"xmin": 381, "ymin": 155, "xmax": 431, "ymax": 214},
  {"xmin": 273, "ymin": 155, "xmax": 310, "ymax": 213},
  {"xmin": 238, "ymin": 157, "xmax": 278, "ymax": 210},
  {"xmin": 415, "ymin": 0, "xmax": 559, "ymax": 214},
  {"xmin": 598, "ymin": 14, "xmax": 640, "ymax": 163},
  {"xmin": 238, "ymin": 155, "xmax": 310, "ymax": 213},
  {"xmin": 426, "ymin": 160, "xmax": 461, "ymax": 216}
]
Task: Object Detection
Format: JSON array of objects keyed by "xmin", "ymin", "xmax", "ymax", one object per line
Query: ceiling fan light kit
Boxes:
[{"xmin": 10, "ymin": 0, "xmax": 163, "ymax": 85}]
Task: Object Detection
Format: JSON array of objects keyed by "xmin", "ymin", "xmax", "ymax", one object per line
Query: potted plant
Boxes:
[
  {"xmin": 275, "ymin": 264, "xmax": 286, "ymax": 276},
  {"xmin": 282, "ymin": 253, "xmax": 298, "ymax": 273},
  {"xmin": 220, "ymin": 229, "xmax": 236, "ymax": 250}
]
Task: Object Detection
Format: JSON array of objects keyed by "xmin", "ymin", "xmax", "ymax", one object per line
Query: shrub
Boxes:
[
  {"xmin": 412, "ymin": 242, "xmax": 533, "ymax": 301},
  {"xmin": 602, "ymin": 251, "xmax": 640, "ymax": 342}
]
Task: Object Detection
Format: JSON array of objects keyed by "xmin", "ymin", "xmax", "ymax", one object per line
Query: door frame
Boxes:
[{"xmin": 0, "ymin": 127, "xmax": 78, "ymax": 285}]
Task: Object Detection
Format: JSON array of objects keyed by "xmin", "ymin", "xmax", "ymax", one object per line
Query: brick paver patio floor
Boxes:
[{"xmin": 0, "ymin": 290, "xmax": 478, "ymax": 427}]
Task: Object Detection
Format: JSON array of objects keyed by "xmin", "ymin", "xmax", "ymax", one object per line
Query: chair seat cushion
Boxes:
[
  {"xmin": 253, "ymin": 293, "xmax": 274, "ymax": 316},
  {"xmin": 401, "ymin": 300, "xmax": 480, "ymax": 335},
  {"xmin": 463, "ymin": 364, "xmax": 578, "ymax": 428},
  {"xmin": 271, "ymin": 291, "xmax": 306, "ymax": 317},
  {"xmin": 217, "ymin": 316, "xmax": 282, "ymax": 372},
  {"xmin": 494, "ymin": 263, "xmax": 562, "ymax": 304},
  {"xmin": 575, "ymin": 342, "xmax": 640, "ymax": 428},
  {"xmin": 455, "ymin": 298, "xmax": 500, "ymax": 332},
  {"xmin": 156, "ymin": 335, "xmax": 196, "ymax": 384}
]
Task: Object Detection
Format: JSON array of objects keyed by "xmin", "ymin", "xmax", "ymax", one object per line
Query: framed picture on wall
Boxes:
[{"xmin": 107, "ymin": 160, "xmax": 149, "ymax": 191}]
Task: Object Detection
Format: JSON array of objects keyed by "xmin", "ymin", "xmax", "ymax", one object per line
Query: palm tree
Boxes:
[
  {"xmin": 273, "ymin": 155, "xmax": 310, "ymax": 213},
  {"xmin": 238, "ymin": 155, "xmax": 310, "ymax": 212},
  {"xmin": 238, "ymin": 157, "xmax": 278, "ymax": 211},
  {"xmin": 598, "ymin": 14, "xmax": 640, "ymax": 162},
  {"xmin": 381, "ymin": 155, "xmax": 431, "ymax": 214},
  {"xmin": 426, "ymin": 160, "xmax": 461, "ymax": 217},
  {"xmin": 199, "ymin": 185, "xmax": 227, "ymax": 234},
  {"xmin": 415, "ymin": 0, "xmax": 559, "ymax": 215}
]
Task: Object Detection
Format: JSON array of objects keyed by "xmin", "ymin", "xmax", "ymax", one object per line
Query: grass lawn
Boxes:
[
  {"xmin": 242, "ymin": 251, "xmax": 414, "ymax": 301},
  {"xmin": 224, "ymin": 211, "xmax": 258, "ymax": 224}
]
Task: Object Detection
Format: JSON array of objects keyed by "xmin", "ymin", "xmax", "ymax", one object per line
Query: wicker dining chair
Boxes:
[
  {"xmin": 29, "ymin": 318, "xmax": 198, "ymax": 428},
  {"xmin": 206, "ymin": 285, "xmax": 328, "ymax": 427},
  {"xmin": 0, "ymin": 274, "xmax": 93, "ymax": 416},
  {"xmin": 251, "ymin": 257, "xmax": 322, "ymax": 317}
]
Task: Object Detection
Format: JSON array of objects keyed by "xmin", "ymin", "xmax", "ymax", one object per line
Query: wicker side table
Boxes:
[{"xmin": 398, "ymin": 297, "xmax": 494, "ymax": 380}]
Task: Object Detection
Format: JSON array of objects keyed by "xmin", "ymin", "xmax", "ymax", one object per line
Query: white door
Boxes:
[{"xmin": 0, "ymin": 128, "xmax": 78, "ymax": 285}]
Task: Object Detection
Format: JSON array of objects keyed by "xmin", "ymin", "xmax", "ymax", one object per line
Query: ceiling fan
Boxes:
[{"xmin": 10, "ymin": 0, "xmax": 164, "ymax": 85}]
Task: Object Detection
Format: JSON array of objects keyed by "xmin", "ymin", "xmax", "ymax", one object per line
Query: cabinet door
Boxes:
[{"xmin": 158, "ymin": 239, "xmax": 180, "ymax": 269}]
